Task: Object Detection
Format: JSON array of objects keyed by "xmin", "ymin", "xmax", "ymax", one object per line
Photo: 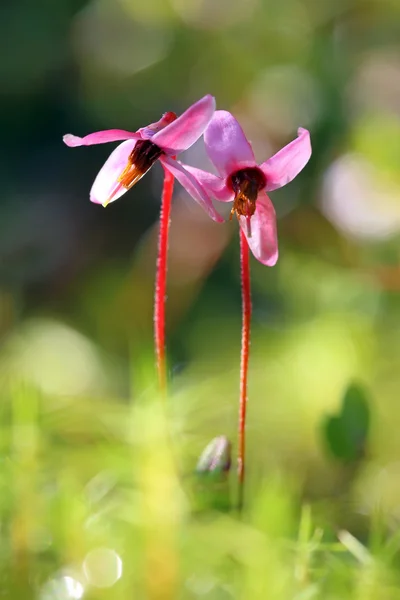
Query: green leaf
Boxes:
[
  {"xmin": 322, "ymin": 382, "xmax": 371, "ymax": 462},
  {"xmin": 341, "ymin": 383, "xmax": 370, "ymax": 453},
  {"xmin": 324, "ymin": 415, "xmax": 355, "ymax": 461}
]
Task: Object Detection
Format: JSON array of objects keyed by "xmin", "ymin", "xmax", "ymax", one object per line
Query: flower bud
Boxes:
[{"xmin": 196, "ymin": 436, "xmax": 231, "ymax": 475}]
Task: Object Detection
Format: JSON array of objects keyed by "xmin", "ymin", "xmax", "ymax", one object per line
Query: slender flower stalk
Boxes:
[
  {"xmin": 238, "ymin": 228, "xmax": 251, "ymax": 513},
  {"xmin": 179, "ymin": 111, "xmax": 311, "ymax": 511},
  {"xmin": 154, "ymin": 166, "xmax": 174, "ymax": 394}
]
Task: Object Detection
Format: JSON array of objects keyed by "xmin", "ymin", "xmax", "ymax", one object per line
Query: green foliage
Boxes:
[
  {"xmin": 0, "ymin": 378, "xmax": 397, "ymax": 599},
  {"xmin": 323, "ymin": 383, "xmax": 371, "ymax": 462}
]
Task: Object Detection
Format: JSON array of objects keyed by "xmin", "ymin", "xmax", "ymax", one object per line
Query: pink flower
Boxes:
[
  {"xmin": 181, "ymin": 111, "xmax": 312, "ymax": 265},
  {"xmin": 63, "ymin": 95, "xmax": 223, "ymax": 222}
]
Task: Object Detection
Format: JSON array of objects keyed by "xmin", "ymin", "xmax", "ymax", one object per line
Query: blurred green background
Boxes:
[{"xmin": 1, "ymin": 0, "xmax": 400, "ymax": 597}]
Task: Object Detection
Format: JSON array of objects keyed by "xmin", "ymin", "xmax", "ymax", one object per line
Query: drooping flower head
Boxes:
[
  {"xmin": 63, "ymin": 95, "xmax": 223, "ymax": 222},
  {"xmin": 181, "ymin": 111, "xmax": 312, "ymax": 264}
]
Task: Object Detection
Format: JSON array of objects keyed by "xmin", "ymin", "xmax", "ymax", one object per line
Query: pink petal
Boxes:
[
  {"xmin": 204, "ymin": 110, "xmax": 256, "ymax": 178},
  {"xmin": 161, "ymin": 156, "xmax": 224, "ymax": 223},
  {"xmin": 138, "ymin": 112, "xmax": 177, "ymax": 140},
  {"xmin": 152, "ymin": 95, "xmax": 216, "ymax": 155},
  {"xmin": 178, "ymin": 163, "xmax": 233, "ymax": 202},
  {"xmin": 260, "ymin": 127, "xmax": 311, "ymax": 192},
  {"xmin": 90, "ymin": 139, "xmax": 138, "ymax": 205},
  {"xmin": 63, "ymin": 130, "xmax": 138, "ymax": 147},
  {"xmin": 239, "ymin": 192, "xmax": 278, "ymax": 266}
]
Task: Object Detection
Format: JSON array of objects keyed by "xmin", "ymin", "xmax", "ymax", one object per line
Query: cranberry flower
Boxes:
[
  {"xmin": 181, "ymin": 111, "xmax": 312, "ymax": 264},
  {"xmin": 63, "ymin": 95, "xmax": 223, "ymax": 222}
]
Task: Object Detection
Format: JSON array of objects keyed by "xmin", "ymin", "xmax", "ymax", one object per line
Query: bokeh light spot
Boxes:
[
  {"xmin": 83, "ymin": 547, "xmax": 123, "ymax": 588},
  {"xmin": 171, "ymin": 0, "xmax": 258, "ymax": 30},
  {"xmin": 40, "ymin": 575, "xmax": 84, "ymax": 600},
  {"xmin": 248, "ymin": 65, "xmax": 320, "ymax": 137},
  {"xmin": 322, "ymin": 154, "xmax": 400, "ymax": 241},
  {"xmin": 72, "ymin": 0, "xmax": 172, "ymax": 76},
  {"xmin": 5, "ymin": 319, "xmax": 107, "ymax": 396}
]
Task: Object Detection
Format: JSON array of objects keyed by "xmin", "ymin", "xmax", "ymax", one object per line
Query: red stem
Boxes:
[
  {"xmin": 154, "ymin": 166, "xmax": 174, "ymax": 393},
  {"xmin": 238, "ymin": 228, "xmax": 252, "ymax": 513}
]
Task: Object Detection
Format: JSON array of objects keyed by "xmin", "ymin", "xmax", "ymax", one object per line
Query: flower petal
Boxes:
[
  {"xmin": 138, "ymin": 112, "xmax": 177, "ymax": 140},
  {"xmin": 90, "ymin": 139, "xmax": 138, "ymax": 205},
  {"xmin": 152, "ymin": 95, "xmax": 216, "ymax": 155},
  {"xmin": 204, "ymin": 110, "xmax": 256, "ymax": 178},
  {"xmin": 178, "ymin": 163, "xmax": 233, "ymax": 202},
  {"xmin": 239, "ymin": 192, "xmax": 278, "ymax": 266},
  {"xmin": 161, "ymin": 156, "xmax": 224, "ymax": 223},
  {"xmin": 63, "ymin": 130, "xmax": 138, "ymax": 147},
  {"xmin": 260, "ymin": 127, "xmax": 311, "ymax": 191}
]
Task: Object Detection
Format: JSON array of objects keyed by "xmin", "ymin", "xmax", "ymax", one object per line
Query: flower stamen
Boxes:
[
  {"xmin": 103, "ymin": 139, "xmax": 163, "ymax": 207},
  {"xmin": 228, "ymin": 168, "xmax": 266, "ymax": 238},
  {"xmin": 119, "ymin": 139, "xmax": 163, "ymax": 188}
]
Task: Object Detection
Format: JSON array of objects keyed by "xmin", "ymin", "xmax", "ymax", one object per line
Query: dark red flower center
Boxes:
[
  {"xmin": 227, "ymin": 168, "xmax": 266, "ymax": 234},
  {"xmin": 118, "ymin": 139, "xmax": 163, "ymax": 189}
]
